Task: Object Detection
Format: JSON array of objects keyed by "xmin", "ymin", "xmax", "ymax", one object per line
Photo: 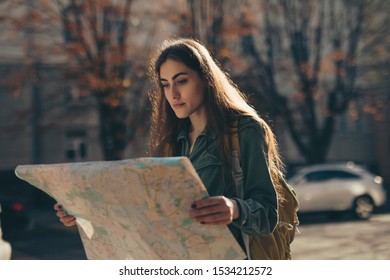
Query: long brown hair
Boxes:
[{"xmin": 147, "ymin": 38, "xmax": 285, "ymax": 199}]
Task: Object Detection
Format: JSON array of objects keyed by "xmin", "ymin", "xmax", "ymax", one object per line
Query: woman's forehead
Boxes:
[{"xmin": 159, "ymin": 59, "xmax": 194, "ymax": 79}]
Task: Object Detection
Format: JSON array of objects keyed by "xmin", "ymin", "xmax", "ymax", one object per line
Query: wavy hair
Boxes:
[{"xmin": 147, "ymin": 38, "xmax": 285, "ymax": 200}]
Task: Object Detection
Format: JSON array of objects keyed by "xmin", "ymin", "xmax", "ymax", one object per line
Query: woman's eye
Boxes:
[
  {"xmin": 176, "ymin": 79, "xmax": 187, "ymax": 85},
  {"xmin": 161, "ymin": 83, "xmax": 169, "ymax": 89}
]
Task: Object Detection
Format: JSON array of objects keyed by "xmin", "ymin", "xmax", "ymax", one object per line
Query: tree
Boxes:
[
  {"xmin": 2, "ymin": 0, "xmax": 160, "ymax": 161},
  {"xmin": 184, "ymin": 0, "xmax": 241, "ymax": 65},
  {"xmin": 239, "ymin": 0, "xmax": 366, "ymax": 163},
  {"xmin": 186, "ymin": 0, "xmax": 225, "ymax": 54},
  {"xmin": 357, "ymin": 0, "xmax": 390, "ymax": 120},
  {"xmin": 57, "ymin": 0, "xmax": 153, "ymax": 160}
]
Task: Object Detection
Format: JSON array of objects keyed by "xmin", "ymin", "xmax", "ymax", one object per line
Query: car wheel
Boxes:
[{"xmin": 352, "ymin": 196, "xmax": 374, "ymax": 220}]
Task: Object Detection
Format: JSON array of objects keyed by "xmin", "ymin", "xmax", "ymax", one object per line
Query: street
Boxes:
[
  {"xmin": 4, "ymin": 209, "xmax": 390, "ymax": 260},
  {"xmin": 4, "ymin": 208, "xmax": 87, "ymax": 260},
  {"xmin": 292, "ymin": 213, "xmax": 390, "ymax": 259}
]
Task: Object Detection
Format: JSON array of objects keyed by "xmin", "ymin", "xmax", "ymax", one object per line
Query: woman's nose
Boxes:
[{"xmin": 170, "ymin": 87, "xmax": 179, "ymax": 99}]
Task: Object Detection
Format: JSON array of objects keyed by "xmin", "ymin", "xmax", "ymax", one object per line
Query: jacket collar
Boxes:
[{"xmin": 177, "ymin": 122, "xmax": 217, "ymax": 142}]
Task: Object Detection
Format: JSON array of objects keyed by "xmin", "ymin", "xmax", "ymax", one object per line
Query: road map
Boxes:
[{"xmin": 15, "ymin": 157, "xmax": 245, "ymax": 260}]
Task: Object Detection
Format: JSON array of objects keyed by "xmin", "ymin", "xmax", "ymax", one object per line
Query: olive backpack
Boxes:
[{"xmin": 226, "ymin": 121, "xmax": 300, "ymax": 260}]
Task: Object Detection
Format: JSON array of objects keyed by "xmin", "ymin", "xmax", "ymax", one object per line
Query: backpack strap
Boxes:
[
  {"xmin": 226, "ymin": 120, "xmax": 300, "ymax": 260},
  {"xmin": 225, "ymin": 120, "xmax": 252, "ymax": 259},
  {"xmin": 226, "ymin": 121, "xmax": 244, "ymax": 198}
]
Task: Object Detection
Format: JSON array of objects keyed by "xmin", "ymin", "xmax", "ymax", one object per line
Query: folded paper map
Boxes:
[{"xmin": 15, "ymin": 157, "xmax": 245, "ymax": 260}]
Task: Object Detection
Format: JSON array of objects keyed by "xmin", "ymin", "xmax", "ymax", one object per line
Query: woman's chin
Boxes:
[{"xmin": 174, "ymin": 112, "xmax": 189, "ymax": 119}]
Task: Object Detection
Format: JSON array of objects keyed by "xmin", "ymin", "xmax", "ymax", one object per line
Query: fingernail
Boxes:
[{"xmin": 191, "ymin": 202, "xmax": 197, "ymax": 209}]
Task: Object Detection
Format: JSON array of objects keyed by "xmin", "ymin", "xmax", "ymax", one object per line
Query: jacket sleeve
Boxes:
[{"xmin": 230, "ymin": 118, "xmax": 278, "ymax": 235}]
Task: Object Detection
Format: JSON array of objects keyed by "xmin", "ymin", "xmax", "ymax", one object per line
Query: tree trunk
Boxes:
[
  {"xmin": 98, "ymin": 102, "xmax": 128, "ymax": 161},
  {"xmin": 306, "ymin": 116, "xmax": 335, "ymax": 164}
]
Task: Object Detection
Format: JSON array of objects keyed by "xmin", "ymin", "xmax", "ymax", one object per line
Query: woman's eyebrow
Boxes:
[{"xmin": 160, "ymin": 72, "xmax": 188, "ymax": 82}]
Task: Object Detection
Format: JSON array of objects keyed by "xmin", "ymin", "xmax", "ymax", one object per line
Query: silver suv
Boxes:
[{"xmin": 288, "ymin": 162, "xmax": 387, "ymax": 219}]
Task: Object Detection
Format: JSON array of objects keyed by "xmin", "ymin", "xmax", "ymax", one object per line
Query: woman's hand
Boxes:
[
  {"xmin": 54, "ymin": 203, "xmax": 77, "ymax": 227},
  {"xmin": 189, "ymin": 196, "xmax": 239, "ymax": 225}
]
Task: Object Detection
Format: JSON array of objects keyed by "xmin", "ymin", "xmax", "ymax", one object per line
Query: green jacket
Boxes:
[{"xmin": 175, "ymin": 117, "xmax": 278, "ymax": 251}]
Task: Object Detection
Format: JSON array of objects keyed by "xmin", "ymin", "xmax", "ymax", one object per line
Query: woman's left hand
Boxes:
[{"xmin": 189, "ymin": 196, "xmax": 239, "ymax": 225}]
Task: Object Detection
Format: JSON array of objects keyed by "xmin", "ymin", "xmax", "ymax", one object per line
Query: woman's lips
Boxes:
[{"xmin": 172, "ymin": 103, "xmax": 185, "ymax": 109}]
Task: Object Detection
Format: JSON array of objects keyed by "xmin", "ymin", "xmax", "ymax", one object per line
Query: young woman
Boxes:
[
  {"xmin": 55, "ymin": 38, "xmax": 286, "ymax": 256},
  {"xmin": 148, "ymin": 37, "xmax": 287, "ymax": 252}
]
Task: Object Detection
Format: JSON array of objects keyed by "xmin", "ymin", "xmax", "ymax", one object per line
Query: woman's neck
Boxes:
[
  {"xmin": 189, "ymin": 113, "xmax": 207, "ymax": 137},
  {"xmin": 188, "ymin": 112, "xmax": 207, "ymax": 153}
]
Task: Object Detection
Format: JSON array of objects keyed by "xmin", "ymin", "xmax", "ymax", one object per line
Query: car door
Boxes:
[
  {"xmin": 296, "ymin": 170, "xmax": 339, "ymax": 212},
  {"xmin": 294, "ymin": 171, "xmax": 328, "ymax": 212},
  {"xmin": 295, "ymin": 170, "xmax": 355, "ymax": 212}
]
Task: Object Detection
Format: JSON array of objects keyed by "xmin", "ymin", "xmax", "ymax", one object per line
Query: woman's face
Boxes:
[{"xmin": 159, "ymin": 59, "xmax": 206, "ymax": 120}]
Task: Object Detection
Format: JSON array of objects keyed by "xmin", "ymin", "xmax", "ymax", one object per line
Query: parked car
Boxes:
[
  {"xmin": 288, "ymin": 162, "xmax": 387, "ymax": 220},
  {"xmin": 0, "ymin": 203, "xmax": 12, "ymax": 260},
  {"xmin": 0, "ymin": 195, "xmax": 33, "ymax": 235}
]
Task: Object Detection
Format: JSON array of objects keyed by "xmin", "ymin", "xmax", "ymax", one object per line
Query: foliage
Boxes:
[
  {"xmin": 1, "ymin": 0, "xmax": 161, "ymax": 161},
  {"xmin": 236, "ymin": 0, "xmax": 374, "ymax": 163},
  {"xmin": 2, "ymin": 0, "xmax": 388, "ymax": 164},
  {"xmin": 242, "ymin": 0, "xmax": 364, "ymax": 163},
  {"xmin": 179, "ymin": 0, "xmax": 389, "ymax": 164}
]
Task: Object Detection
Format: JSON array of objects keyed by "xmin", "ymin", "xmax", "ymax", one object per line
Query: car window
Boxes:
[{"xmin": 305, "ymin": 170, "xmax": 360, "ymax": 182}]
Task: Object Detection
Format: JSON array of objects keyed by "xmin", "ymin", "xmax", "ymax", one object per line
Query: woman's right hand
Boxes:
[{"xmin": 54, "ymin": 203, "xmax": 76, "ymax": 227}]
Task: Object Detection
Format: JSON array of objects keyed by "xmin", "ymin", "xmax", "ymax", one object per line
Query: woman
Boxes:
[{"xmin": 55, "ymin": 38, "xmax": 285, "ymax": 256}]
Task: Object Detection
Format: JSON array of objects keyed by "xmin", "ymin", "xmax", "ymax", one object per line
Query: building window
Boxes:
[{"xmin": 65, "ymin": 127, "xmax": 87, "ymax": 162}]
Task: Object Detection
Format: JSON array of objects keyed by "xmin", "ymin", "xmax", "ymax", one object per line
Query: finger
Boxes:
[
  {"xmin": 57, "ymin": 210, "xmax": 75, "ymax": 222},
  {"xmin": 189, "ymin": 204, "xmax": 226, "ymax": 219},
  {"xmin": 65, "ymin": 220, "xmax": 76, "ymax": 227},
  {"xmin": 197, "ymin": 212, "xmax": 232, "ymax": 225},
  {"xmin": 56, "ymin": 210, "xmax": 64, "ymax": 218},
  {"xmin": 56, "ymin": 210, "xmax": 69, "ymax": 218},
  {"xmin": 189, "ymin": 197, "xmax": 235, "ymax": 225},
  {"xmin": 192, "ymin": 196, "xmax": 224, "ymax": 209},
  {"xmin": 63, "ymin": 219, "xmax": 77, "ymax": 227},
  {"xmin": 60, "ymin": 215, "xmax": 76, "ymax": 225},
  {"xmin": 195, "ymin": 211, "xmax": 232, "ymax": 223},
  {"xmin": 54, "ymin": 203, "xmax": 62, "ymax": 210},
  {"xmin": 60, "ymin": 215, "xmax": 74, "ymax": 223},
  {"xmin": 190, "ymin": 197, "xmax": 232, "ymax": 216}
]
